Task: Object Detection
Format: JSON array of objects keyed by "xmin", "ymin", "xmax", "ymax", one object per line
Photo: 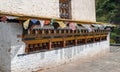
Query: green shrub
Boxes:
[{"xmin": 110, "ymin": 39, "xmax": 116, "ymax": 44}]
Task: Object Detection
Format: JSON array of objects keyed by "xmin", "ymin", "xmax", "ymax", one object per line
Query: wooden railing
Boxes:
[
  {"xmin": 23, "ymin": 29, "xmax": 109, "ymax": 54},
  {"xmin": 22, "ymin": 29, "xmax": 108, "ymax": 40},
  {"xmin": 0, "ymin": 12, "xmax": 110, "ymax": 54}
]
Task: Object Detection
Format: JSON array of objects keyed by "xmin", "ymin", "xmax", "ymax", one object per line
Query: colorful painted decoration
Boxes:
[
  {"xmin": 44, "ymin": 20, "xmax": 50, "ymax": 25},
  {"xmin": 56, "ymin": 21, "xmax": 66, "ymax": 28},
  {"xmin": 69, "ymin": 22, "xmax": 76, "ymax": 30},
  {"xmin": 23, "ymin": 19, "xmax": 30, "ymax": 29}
]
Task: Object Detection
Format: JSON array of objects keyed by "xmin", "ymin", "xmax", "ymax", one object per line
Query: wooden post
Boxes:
[
  {"xmin": 93, "ymin": 36, "xmax": 95, "ymax": 43},
  {"xmin": 25, "ymin": 44, "xmax": 29, "ymax": 54},
  {"xmin": 48, "ymin": 39, "xmax": 52, "ymax": 50},
  {"xmin": 54, "ymin": 30, "xmax": 56, "ymax": 34},
  {"xmin": 63, "ymin": 38, "xmax": 66, "ymax": 48},
  {"xmin": 59, "ymin": 30, "xmax": 61, "ymax": 34},
  {"xmin": 75, "ymin": 37, "xmax": 78, "ymax": 46},
  {"xmin": 105, "ymin": 36, "xmax": 107, "ymax": 40},
  {"xmin": 42, "ymin": 30, "xmax": 45, "ymax": 34},
  {"xmin": 48, "ymin": 30, "xmax": 51, "ymax": 34},
  {"xmin": 100, "ymin": 35, "xmax": 102, "ymax": 41},
  {"xmin": 85, "ymin": 37, "xmax": 87, "ymax": 44},
  {"xmin": 34, "ymin": 44, "xmax": 38, "ymax": 51}
]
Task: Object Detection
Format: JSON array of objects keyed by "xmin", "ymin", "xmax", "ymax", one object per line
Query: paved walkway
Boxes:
[{"xmin": 38, "ymin": 46, "xmax": 120, "ymax": 72}]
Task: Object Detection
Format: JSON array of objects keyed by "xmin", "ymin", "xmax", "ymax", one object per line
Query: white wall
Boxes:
[
  {"xmin": 11, "ymin": 41, "xmax": 109, "ymax": 72},
  {"xmin": 71, "ymin": 0, "xmax": 96, "ymax": 22},
  {"xmin": 0, "ymin": 22, "xmax": 12, "ymax": 72},
  {"xmin": 0, "ymin": 22, "xmax": 24, "ymax": 72},
  {"xmin": 0, "ymin": 0, "xmax": 59, "ymax": 18},
  {"xmin": 0, "ymin": 0, "xmax": 96, "ymax": 21},
  {"xmin": 0, "ymin": 0, "xmax": 99, "ymax": 72},
  {"xmin": 0, "ymin": 22, "xmax": 109, "ymax": 72}
]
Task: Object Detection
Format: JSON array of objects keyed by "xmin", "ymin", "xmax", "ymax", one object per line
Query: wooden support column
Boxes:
[
  {"xmin": 25, "ymin": 44, "xmax": 29, "ymax": 54},
  {"xmin": 48, "ymin": 30, "xmax": 51, "ymax": 34},
  {"xmin": 42, "ymin": 30, "xmax": 45, "ymax": 34},
  {"xmin": 93, "ymin": 32, "xmax": 95, "ymax": 43},
  {"xmin": 100, "ymin": 35, "xmax": 102, "ymax": 41},
  {"xmin": 105, "ymin": 36, "xmax": 107, "ymax": 40},
  {"xmin": 85, "ymin": 36, "xmax": 87, "ymax": 44},
  {"xmin": 54, "ymin": 30, "xmax": 56, "ymax": 34},
  {"xmin": 63, "ymin": 38, "xmax": 66, "ymax": 48},
  {"xmin": 34, "ymin": 44, "xmax": 38, "ymax": 51},
  {"xmin": 48, "ymin": 39, "xmax": 52, "ymax": 50},
  {"xmin": 93, "ymin": 36, "xmax": 95, "ymax": 43},
  {"xmin": 75, "ymin": 37, "xmax": 78, "ymax": 46}
]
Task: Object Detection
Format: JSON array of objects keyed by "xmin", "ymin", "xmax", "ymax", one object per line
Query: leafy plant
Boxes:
[{"xmin": 96, "ymin": 0, "xmax": 120, "ymax": 24}]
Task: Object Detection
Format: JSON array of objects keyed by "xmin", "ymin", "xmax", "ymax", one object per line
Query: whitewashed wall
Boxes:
[
  {"xmin": 71, "ymin": 0, "xmax": 96, "ymax": 21},
  {"xmin": 9, "ymin": 21, "xmax": 109, "ymax": 72},
  {"xmin": 11, "ymin": 40, "xmax": 109, "ymax": 72},
  {"xmin": 0, "ymin": 22, "xmax": 109, "ymax": 72},
  {"xmin": 0, "ymin": 0, "xmax": 59, "ymax": 18},
  {"xmin": 0, "ymin": 0, "xmax": 96, "ymax": 21},
  {"xmin": 0, "ymin": 22, "xmax": 24, "ymax": 72},
  {"xmin": 0, "ymin": 0, "xmax": 98, "ymax": 72}
]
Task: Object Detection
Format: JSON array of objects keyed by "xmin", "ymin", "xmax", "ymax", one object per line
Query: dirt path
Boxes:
[{"xmin": 38, "ymin": 46, "xmax": 120, "ymax": 72}]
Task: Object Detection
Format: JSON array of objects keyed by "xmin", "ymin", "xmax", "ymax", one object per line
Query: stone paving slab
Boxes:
[{"xmin": 37, "ymin": 46, "xmax": 120, "ymax": 72}]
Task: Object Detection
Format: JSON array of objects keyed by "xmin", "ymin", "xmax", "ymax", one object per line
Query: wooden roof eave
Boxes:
[{"xmin": 0, "ymin": 11, "xmax": 96, "ymax": 24}]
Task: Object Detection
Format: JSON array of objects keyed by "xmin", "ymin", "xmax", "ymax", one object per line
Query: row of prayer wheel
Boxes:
[
  {"xmin": 24, "ymin": 29, "xmax": 108, "ymax": 35},
  {"xmin": 25, "ymin": 36, "xmax": 107, "ymax": 54}
]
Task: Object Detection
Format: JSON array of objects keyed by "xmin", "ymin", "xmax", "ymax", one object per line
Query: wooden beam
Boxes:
[
  {"xmin": 0, "ymin": 11, "xmax": 96, "ymax": 24},
  {"xmin": 75, "ymin": 39, "xmax": 78, "ymax": 46},
  {"xmin": 24, "ymin": 34, "xmax": 108, "ymax": 45},
  {"xmin": 48, "ymin": 39, "xmax": 52, "ymax": 50},
  {"xmin": 25, "ymin": 44, "xmax": 29, "ymax": 54},
  {"xmin": 63, "ymin": 38, "xmax": 66, "ymax": 47}
]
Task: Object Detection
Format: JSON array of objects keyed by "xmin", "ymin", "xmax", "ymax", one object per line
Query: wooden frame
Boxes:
[
  {"xmin": 0, "ymin": 12, "xmax": 110, "ymax": 54},
  {"xmin": 59, "ymin": 0, "xmax": 72, "ymax": 19},
  {"xmin": 24, "ymin": 32, "xmax": 108, "ymax": 54}
]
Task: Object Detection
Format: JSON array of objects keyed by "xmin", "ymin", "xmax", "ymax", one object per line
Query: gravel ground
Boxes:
[{"xmin": 37, "ymin": 46, "xmax": 120, "ymax": 72}]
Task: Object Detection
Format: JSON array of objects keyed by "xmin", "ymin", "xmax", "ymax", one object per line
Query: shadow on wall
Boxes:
[{"xmin": 0, "ymin": 22, "xmax": 23, "ymax": 72}]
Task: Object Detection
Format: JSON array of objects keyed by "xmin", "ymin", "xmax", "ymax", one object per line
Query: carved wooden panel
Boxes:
[{"xmin": 59, "ymin": 0, "xmax": 71, "ymax": 19}]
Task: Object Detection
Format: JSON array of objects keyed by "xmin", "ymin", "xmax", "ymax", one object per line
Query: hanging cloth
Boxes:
[
  {"xmin": 52, "ymin": 22, "xmax": 60, "ymax": 29},
  {"xmin": 44, "ymin": 20, "xmax": 50, "ymax": 25},
  {"xmin": 82, "ymin": 24, "xmax": 92, "ymax": 32},
  {"xmin": 64, "ymin": 21, "xmax": 69, "ymax": 26},
  {"xmin": 69, "ymin": 22, "xmax": 76, "ymax": 30},
  {"xmin": 56, "ymin": 21, "xmax": 66, "ymax": 28},
  {"xmin": 76, "ymin": 24, "xmax": 81, "ymax": 33},
  {"xmin": 0, "ymin": 16, "xmax": 7, "ymax": 22},
  {"xmin": 31, "ymin": 19, "xmax": 40, "ymax": 25},
  {"xmin": 87, "ymin": 27, "xmax": 92, "ymax": 32},
  {"xmin": 50, "ymin": 18, "xmax": 55, "ymax": 25},
  {"xmin": 39, "ymin": 20, "xmax": 45, "ymax": 28},
  {"xmin": 23, "ymin": 19, "xmax": 30, "ymax": 29},
  {"xmin": 31, "ymin": 19, "xmax": 38, "ymax": 24}
]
